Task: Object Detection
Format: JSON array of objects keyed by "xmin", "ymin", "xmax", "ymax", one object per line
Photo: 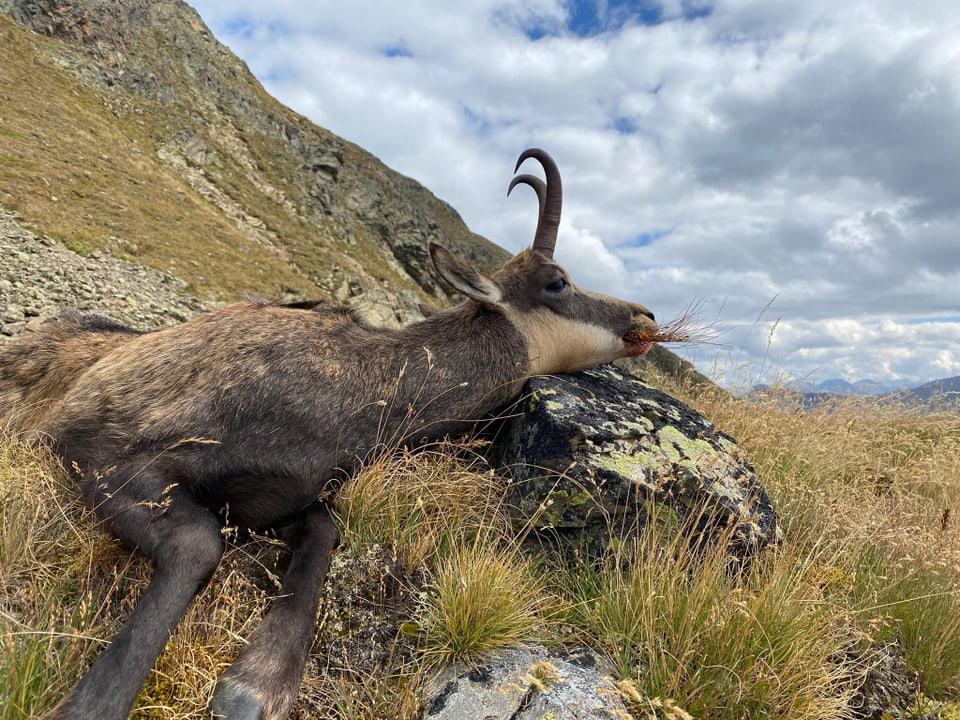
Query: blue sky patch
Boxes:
[
  {"xmin": 613, "ymin": 116, "xmax": 638, "ymax": 135},
  {"xmin": 523, "ymin": 24, "xmax": 550, "ymax": 41},
  {"xmin": 566, "ymin": 1, "xmax": 713, "ymax": 37},
  {"xmin": 381, "ymin": 44, "xmax": 414, "ymax": 59},
  {"xmin": 907, "ymin": 315, "xmax": 960, "ymax": 324},
  {"xmin": 631, "ymin": 228, "xmax": 672, "ymax": 246},
  {"xmin": 568, "ymin": 0, "xmax": 661, "ymax": 36},
  {"xmin": 508, "ymin": 1, "xmax": 715, "ymax": 41}
]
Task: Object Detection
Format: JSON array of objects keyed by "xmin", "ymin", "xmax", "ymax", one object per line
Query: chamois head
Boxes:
[{"xmin": 428, "ymin": 148, "xmax": 658, "ymax": 375}]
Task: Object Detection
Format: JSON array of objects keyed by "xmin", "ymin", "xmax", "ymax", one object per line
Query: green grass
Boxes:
[
  {"xmin": 559, "ymin": 526, "xmax": 853, "ymax": 720},
  {"xmin": 849, "ymin": 545, "xmax": 960, "ymax": 696}
]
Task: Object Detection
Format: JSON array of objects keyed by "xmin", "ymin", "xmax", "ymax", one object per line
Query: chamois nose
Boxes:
[{"xmin": 635, "ymin": 305, "xmax": 655, "ymax": 322}]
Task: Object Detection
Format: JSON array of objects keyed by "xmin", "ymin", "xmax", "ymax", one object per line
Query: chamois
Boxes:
[{"xmin": 0, "ymin": 149, "xmax": 658, "ymax": 720}]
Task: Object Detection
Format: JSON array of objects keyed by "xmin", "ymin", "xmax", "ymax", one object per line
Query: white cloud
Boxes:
[{"xmin": 189, "ymin": 0, "xmax": 960, "ymax": 388}]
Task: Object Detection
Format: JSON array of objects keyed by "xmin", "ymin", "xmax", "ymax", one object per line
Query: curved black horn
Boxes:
[
  {"xmin": 511, "ymin": 148, "xmax": 562, "ymax": 258},
  {"xmin": 507, "ymin": 174, "xmax": 546, "ymax": 227}
]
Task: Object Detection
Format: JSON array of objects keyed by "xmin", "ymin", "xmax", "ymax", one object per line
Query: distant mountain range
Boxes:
[
  {"xmin": 895, "ymin": 375, "xmax": 960, "ymax": 406},
  {"xmin": 789, "ymin": 378, "xmax": 929, "ymax": 396},
  {"xmin": 755, "ymin": 375, "xmax": 960, "ymax": 411}
]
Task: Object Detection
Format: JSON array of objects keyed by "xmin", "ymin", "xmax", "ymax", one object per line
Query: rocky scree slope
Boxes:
[{"xmin": 0, "ymin": 208, "xmax": 207, "ymax": 342}]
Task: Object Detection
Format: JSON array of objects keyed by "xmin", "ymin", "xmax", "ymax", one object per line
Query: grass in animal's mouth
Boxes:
[{"xmin": 628, "ymin": 301, "xmax": 718, "ymax": 346}]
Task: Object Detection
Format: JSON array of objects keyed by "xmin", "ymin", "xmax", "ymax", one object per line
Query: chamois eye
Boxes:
[{"xmin": 545, "ymin": 277, "xmax": 568, "ymax": 293}]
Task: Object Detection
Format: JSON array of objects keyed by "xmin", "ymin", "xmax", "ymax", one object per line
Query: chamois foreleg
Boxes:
[
  {"xmin": 48, "ymin": 463, "xmax": 224, "ymax": 720},
  {"xmin": 210, "ymin": 502, "xmax": 339, "ymax": 720}
]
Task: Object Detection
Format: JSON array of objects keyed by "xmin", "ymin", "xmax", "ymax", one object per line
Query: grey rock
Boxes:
[
  {"xmin": 493, "ymin": 364, "xmax": 780, "ymax": 562},
  {"xmin": 315, "ymin": 544, "xmax": 424, "ymax": 677},
  {"xmin": 1, "ymin": 321, "xmax": 26, "ymax": 336},
  {"xmin": 423, "ymin": 645, "xmax": 629, "ymax": 720},
  {"xmin": 842, "ymin": 640, "xmax": 917, "ymax": 720},
  {"xmin": 1, "ymin": 303, "xmax": 24, "ymax": 323}
]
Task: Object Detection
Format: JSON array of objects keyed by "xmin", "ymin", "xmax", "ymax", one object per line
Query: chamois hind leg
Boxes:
[
  {"xmin": 211, "ymin": 502, "xmax": 339, "ymax": 720},
  {"xmin": 48, "ymin": 463, "xmax": 224, "ymax": 720}
]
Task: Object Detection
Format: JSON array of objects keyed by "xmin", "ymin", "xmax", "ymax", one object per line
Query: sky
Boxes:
[{"xmin": 187, "ymin": 0, "xmax": 960, "ymax": 390}]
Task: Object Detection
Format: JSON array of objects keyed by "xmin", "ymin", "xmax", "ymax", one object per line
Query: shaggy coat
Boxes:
[{"xmin": 0, "ymin": 149, "xmax": 657, "ymax": 720}]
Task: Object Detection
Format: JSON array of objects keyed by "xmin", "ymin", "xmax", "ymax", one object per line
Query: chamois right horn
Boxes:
[
  {"xmin": 511, "ymin": 148, "xmax": 562, "ymax": 258},
  {"xmin": 507, "ymin": 173, "xmax": 546, "ymax": 228}
]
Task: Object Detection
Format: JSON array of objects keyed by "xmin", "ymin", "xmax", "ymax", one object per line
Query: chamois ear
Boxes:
[{"xmin": 429, "ymin": 243, "xmax": 502, "ymax": 305}]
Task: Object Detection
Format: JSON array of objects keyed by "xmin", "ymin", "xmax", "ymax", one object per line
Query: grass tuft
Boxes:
[
  {"xmin": 334, "ymin": 441, "xmax": 506, "ymax": 569},
  {"xmin": 560, "ymin": 521, "xmax": 853, "ymax": 720},
  {"xmin": 416, "ymin": 538, "xmax": 552, "ymax": 667}
]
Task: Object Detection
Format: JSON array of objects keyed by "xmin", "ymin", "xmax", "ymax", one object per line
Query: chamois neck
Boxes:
[
  {"xmin": 392, "ymin": 301, "xmax": 530, "ymax": 413},
  {"xmin": 410, "ymin": 302, "xmax": 524, "ymax": 357}
]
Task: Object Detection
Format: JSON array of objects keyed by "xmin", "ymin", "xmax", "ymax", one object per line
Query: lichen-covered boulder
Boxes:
[
  {"xmin": 314, "ymin": 544, "xmax": 424, "ymax": 674},
  {"xmin": 492, "ymin": 364, "xmax": 780, "ymax": 562}
]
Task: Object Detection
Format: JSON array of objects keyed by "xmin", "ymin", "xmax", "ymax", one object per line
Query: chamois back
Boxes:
[{"xmin": 0, "ymin": 313, "xmax": 141, "ymax": 433}]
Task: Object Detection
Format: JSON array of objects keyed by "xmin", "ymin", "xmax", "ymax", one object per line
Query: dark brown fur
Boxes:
[
  {"xmin": 1, "ymin": 150, "xmax": 657, "ymax": 720},
  {"xmin": 0, "ymin": 313, "xmax": 142, "ymax": 433},
  {"xmin": 38, "ymin": 298, "xmax": 531, "ymax": 530}
]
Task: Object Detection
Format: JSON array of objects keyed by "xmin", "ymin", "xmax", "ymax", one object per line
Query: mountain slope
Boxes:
[
  {"xmin": 888, "ymin": 375, "xmax": 960, "ymax": 409},
  {"xmin": 0, "ymin": 0, "xmax": 705, "ymax": 383},
  {"xmin": 0, "ymin": 0, "xmax": 509, "ymax": 323}
]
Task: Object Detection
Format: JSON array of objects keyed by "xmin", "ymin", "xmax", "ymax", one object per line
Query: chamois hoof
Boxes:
[{"xmin": 210, "ymin": 681, "xmax": 267, "ymax": 720}]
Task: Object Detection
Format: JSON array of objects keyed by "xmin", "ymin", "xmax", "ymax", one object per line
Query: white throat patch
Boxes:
[{"xmin": 505, "ymin": 306, "xmax": 625, "ymax": 375}]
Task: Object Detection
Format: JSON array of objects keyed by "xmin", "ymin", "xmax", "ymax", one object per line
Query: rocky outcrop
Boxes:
[
  {"xmin": 422, "ymin": 645, "xmax": 629, "ymax": 720},
  {"xmin": 493, "ymin": 364, "xmax": 780, "ymax": 563},
  {"xmin": 0, "ymin": 0, "xmax": 508, "ymax": 325}
]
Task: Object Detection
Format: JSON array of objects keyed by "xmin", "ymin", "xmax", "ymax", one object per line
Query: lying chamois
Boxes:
[{"xmin": 0, "ymin": 149, "xmax": 658, "ymax": 720}]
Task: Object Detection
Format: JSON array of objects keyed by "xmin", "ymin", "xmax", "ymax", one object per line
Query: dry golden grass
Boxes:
[
  {"xmin": 0, "ymin": 433, "xmax": 295, "ymax": 719},
  {"xmin": 661, "ymin": 374, "xmax": 960, "ymax": 580},
  {"xmin": 3, "ymin": 372, "xmax": 960, "ymax": 718},
  {"xmin": 649, "ymin": 368, "xmax": 960, "ymax": 701},
  {"xmin": 334, "ymin": 441, "xmax": 508, "ymax": 570},
  {"xmin": 0, "ymin": 436, "xmax": 517, "ymax": 719}
]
